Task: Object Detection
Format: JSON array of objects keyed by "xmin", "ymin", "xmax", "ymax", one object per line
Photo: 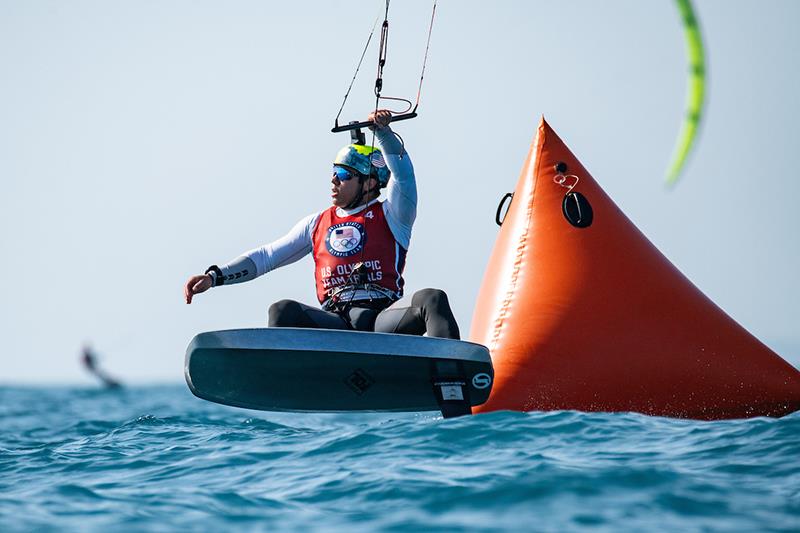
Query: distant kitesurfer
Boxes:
[
  {"xmin": 184, "ymin": 110, "xmax": 460, "ymax": 338},
  {"xmin": 81, "ymin": 344, "xmax": 122, "ymax": 389}
]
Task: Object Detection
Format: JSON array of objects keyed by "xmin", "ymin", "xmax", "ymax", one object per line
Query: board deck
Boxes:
[{"xmin": 185, "ymin": 328, "xmax": 494, "ymax": 413}]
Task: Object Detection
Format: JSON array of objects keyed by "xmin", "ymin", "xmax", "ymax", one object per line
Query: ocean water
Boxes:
[{"xmin": 0, "ymin": 386, "xmax": 797, "ymax": 532}]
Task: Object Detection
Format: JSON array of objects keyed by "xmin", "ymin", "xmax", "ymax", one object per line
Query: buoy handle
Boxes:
[{"xmin": 496, "ymin": 193, "xmax": 514, "ymax": 226}]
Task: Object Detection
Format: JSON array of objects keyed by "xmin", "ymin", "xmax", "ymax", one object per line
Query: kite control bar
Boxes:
[
  {"xmin": 332, "ymin": 1, "xmax": 435, "ymax": 135},
  {"xmin": 331, "ymin": 112, "xmax": 417, "ymax": 133}
]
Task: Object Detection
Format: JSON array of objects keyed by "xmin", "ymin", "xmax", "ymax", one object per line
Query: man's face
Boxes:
[{"xmin": 331, "ymin": 166, "xmax": 373, "ymax": 208}]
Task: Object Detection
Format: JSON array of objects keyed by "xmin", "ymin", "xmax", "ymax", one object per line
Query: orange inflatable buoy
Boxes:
[{"xmin": 470, "ymin": 117, "xmax": 800, "ymax": 420}]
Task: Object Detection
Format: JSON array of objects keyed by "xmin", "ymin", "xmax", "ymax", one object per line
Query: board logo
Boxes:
[
  {"xmin": 345, "ymin": 368, "xmax": 375, "ymax": 396},
  {"xmin": 326, "ymin": 222, "xmax": 365, "ymax": 258},
  {"xmin": 471, "ymin": 373, "xmax": 492, "ymax": 389}
]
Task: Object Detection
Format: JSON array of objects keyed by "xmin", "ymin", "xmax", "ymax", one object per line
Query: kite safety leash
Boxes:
[{"xmin": 332, "ymin": 0, "xmax": 438, "ymax": 133}]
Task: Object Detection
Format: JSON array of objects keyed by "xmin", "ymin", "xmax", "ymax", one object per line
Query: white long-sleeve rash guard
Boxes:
[{"xmin": 213, "ymin": 127, "xmax": 417, "ymax": 290}]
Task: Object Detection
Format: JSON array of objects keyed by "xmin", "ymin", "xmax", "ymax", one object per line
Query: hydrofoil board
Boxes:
[{"xmin": 185, "ymin": 328, "xmax": 494, "ymax": 417}]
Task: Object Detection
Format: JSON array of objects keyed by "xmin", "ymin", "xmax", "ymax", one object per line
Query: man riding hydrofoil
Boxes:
[{"xmin": 184, "ymin": 110, "xmax": 460, "ymax": 338}]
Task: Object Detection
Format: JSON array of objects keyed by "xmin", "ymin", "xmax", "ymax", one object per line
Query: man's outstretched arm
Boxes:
[{"xmin": 184, "ymin": 212, "xmax": 319, "ymax": 303}]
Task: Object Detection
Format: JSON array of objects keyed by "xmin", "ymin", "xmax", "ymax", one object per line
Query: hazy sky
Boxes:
[{"xmin": 2, "ymin": 0, "xmax": 798, "ymax": 384}]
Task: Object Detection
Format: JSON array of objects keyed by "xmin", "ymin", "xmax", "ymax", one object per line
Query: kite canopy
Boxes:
[
  {"xmin": 470, "ymin": 117, "xmax": 800, "ymax": 420},
  {"xmin": 666, "ymin": 0, "xmax": 706, "ymax": 186}
]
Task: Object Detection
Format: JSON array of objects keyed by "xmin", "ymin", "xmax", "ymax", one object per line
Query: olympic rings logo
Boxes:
[
  {"xmin": 325, "ymin": 222, "xmax": 365, "ymax": 257},
  {"xmin": 332, "ymin": 237, "xmax": 359, "ymax": 249}
]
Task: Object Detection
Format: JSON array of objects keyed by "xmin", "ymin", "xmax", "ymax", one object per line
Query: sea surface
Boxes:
[{"xmin": 0, "ymin": 385, "xmax": 797, "ymax": 532}]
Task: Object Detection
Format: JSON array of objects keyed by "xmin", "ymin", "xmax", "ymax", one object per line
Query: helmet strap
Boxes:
[
  {"xmin": 344, "ymin": 175, "xmax": 368, "ymax": 210},
  {"xmin": 344, "ymin": 191, "xmax": 364, "ymax": 211},
  {"xmin": 344, "ymin": 176, "xmax": 380, "ymax": 210},
  {"xmin": 363, "ymin": 174, "xmax": 383, "ymax": 199}
]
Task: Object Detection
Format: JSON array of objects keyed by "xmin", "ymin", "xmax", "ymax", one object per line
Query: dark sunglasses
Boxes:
[{"xmin": 332, "ymin": 166, "xmax": 363, "ymax": 182}]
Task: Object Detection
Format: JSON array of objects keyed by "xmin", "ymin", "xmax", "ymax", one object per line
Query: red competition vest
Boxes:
[{"xmin": 312, "ymin": 202, "xmax": 407, "ymax": 304}]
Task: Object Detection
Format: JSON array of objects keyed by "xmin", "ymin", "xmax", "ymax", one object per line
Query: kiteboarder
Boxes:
[
  {"xmin": 81, "ymin": 344, "xmax": 122, "ymax": 389},
  {"xmin": 184, "ymin": 110, "xmax": 460, "ymax": 339}
]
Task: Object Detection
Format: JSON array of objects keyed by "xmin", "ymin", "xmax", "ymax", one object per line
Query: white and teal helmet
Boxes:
[{"xmin": 334, "ymin": 144, "xmax": 390, "ymax": 187}]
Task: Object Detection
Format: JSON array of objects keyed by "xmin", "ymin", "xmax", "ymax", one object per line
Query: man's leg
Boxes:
[
  {"xmin": 346, "ymin": 307, "xmax": 380, "ymax": 331},
  {"xmin": 268, "ymin": 299, "xmax": 350, "ymax": 329},
  {"xmin": 373, "ymin": 288, "xmax": 460, "ymax": 339}
]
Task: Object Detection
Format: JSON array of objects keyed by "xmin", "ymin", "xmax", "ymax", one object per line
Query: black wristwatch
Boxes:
[{"xmin": 205, "ymin": 265, "xmax": 225, "ymax": 287}]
